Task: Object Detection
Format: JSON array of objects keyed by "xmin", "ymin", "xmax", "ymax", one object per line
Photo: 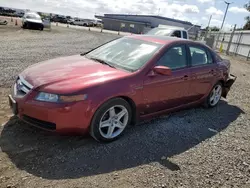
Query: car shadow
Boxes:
[{"xmin": 0, "ymin": 100, "xmax": 244, "ymax": 179}]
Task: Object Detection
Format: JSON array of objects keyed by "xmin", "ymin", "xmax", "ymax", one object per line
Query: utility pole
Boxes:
[
  {"xmin": 204, "ymin": 15, "xmax": 212, "ymax": 40},
  {"xmin": 220, "ymin": 1, "xmax": 233, "ymax": 30},
  {"xmin": 226, "ymin": 24, "xmax": 236, "ymax": 55},
  {"xmin": 215, "ymin": 1, "xmax": 233, "ymax": 49}
]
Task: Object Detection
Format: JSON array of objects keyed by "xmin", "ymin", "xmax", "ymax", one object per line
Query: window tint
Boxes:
[
  {"xmin": 189, "ymin": 46, "xmax": 212, "ymax": 66},
  {"xmin": 172, "ymin": 30, "xmax": 181, "ymax": 38},
  {"xmin": 157, "ymin": 45, "xmax": 187, "ymax": 69},
  {"xmin": 207, "ymin": 50, "xmax": 213, "ymax": 64},
  {"xmin": 183, "ymin": 31, "xmax": 187, "ymax": 39}
]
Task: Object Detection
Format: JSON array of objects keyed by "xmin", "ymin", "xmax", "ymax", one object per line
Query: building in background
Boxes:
[{"xmin": 95, "ymin": 14, "xmax": 201, "ymax": 37}]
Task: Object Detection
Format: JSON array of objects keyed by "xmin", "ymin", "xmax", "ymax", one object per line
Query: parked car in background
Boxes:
[
  {"xmin": 71, "ymin": 19, "xmax": 89, "ymax": 26},
  {"xmin": 147, "ymin": 25, "xmax": 189, "ymax": 39},
  {"xmin": 22, "ymin": 12, "xmax": 44, "ymax": 30},
  {"xmin": 0, "ymin": 19, "xmax": 8, "ymax": 25},
  {"xmin": 96, "ymin": 21, "xmax": 103, "ymax": 27},
  {"xmin": 51, "ymin": 16, "xmax": 68, "ymax": 24},
  {"xmin": 42, "ymin": 17, "xmax": 51, "ymax": 29},
  {"xmin": 9, "ymin": 35, "xmax": 236, "ymax": 142}
]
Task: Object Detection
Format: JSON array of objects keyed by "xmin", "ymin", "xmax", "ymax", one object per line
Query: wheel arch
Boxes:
[
  {"xmin": 91, "ymin": 95, "xmax": 137, "ymax": 127},
  {"xmin": 118, "ymin": 96, "xmax": 137, "ymax": 125},
  {"xmin": 218, "ymin": 79, "xmax": 225, "ymax": 86}
]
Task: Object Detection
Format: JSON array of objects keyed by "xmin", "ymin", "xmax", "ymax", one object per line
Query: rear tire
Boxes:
[
  {"xmin": 90, "ymin": 98, "xmax": 132, "ymax": 142},
  {"xmin": 204, "ymin": 82, "xmax": 222, "ymax": 108}
]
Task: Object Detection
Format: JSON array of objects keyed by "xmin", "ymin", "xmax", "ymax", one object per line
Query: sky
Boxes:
[{"xmin": 0, "ymin": 0, "xmax": 249, "ymax": 29}]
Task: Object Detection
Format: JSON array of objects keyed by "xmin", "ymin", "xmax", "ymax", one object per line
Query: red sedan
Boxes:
[{"xmin": 8, "ymin": 35, "xmax": 236, "ymax": 142}]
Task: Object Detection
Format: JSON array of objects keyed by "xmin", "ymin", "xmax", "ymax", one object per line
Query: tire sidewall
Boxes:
[{"xmin": 90, "ymin": 98, "xmax": 132, "ymax": 142}]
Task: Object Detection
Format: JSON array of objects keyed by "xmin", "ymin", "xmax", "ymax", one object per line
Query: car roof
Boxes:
[
  {"xmin": 127, "ymin": 35, "xmax": 209, "ymax": 48},
  {"xmin": 127, "ymin": 35, "xmax": 186, "ymax": 44}
]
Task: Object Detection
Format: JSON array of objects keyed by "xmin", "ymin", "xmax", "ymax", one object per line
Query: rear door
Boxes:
[{"xmin": 187, "ymin": 45, "xmax": 218, "ymax": 102}]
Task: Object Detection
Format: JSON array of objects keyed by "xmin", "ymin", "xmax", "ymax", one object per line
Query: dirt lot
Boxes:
[{"xmin": 0, "ymin": 24, "xmax": 250, "ymax": 188}]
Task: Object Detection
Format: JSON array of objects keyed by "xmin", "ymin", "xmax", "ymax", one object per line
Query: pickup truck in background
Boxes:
[{"xmin": 146, "ymin": 25, "xmax": 189, "ymax": 39}]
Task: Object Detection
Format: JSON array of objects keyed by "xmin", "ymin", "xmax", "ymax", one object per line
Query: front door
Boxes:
[{"xmin": 142, "ymin": 44, "xmax": 191, "ymax": 114}]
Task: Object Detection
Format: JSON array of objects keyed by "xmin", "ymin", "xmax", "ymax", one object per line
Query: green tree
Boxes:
[
  {"xmin": 243, "ymin": 1, "xmax": 250, "ymax": 30},
  {"xmin": 206, "ymin": 26, "xmax": 220, "ymax": 31}
]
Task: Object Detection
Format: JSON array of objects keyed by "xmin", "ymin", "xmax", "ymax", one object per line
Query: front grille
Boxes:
[
  {"xmin": 15, "ymin": 76, "xmax": 33, "ymax": 97},
  {"xmin": 23, "ymin": 115, "xmax": 56, "ymax": 130},
  {"xmin": 28, "ymin": 22, "xmax": 43, "ymax": 28}
]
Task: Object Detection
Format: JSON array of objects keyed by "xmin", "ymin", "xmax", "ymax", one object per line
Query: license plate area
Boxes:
[{"xmin": 8, "ymin": 95, "xmax": 18, "ymax": 115}]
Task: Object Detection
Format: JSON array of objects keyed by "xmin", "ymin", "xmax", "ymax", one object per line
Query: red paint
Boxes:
[{"xmin": 12, "ymin": 36, "xmax": 232, "ymax": 134}]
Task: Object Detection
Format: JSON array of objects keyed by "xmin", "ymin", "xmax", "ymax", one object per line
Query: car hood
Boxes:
[
  {"xmin": 26, "ymin": 18, "xmax": 43, "ymax": 24},
  {"xmin": 21, "ymin": 55, "xmax": 130, "ymax": 94}
]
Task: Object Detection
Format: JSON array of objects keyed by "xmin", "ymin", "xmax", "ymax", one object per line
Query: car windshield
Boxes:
[
  {"xmin": 26, "ymin": 14, "xmax": 41, "ymax": 20},
  {"xmin": 85, "ymin": 38, "xmax": 163, "ymax": 72},
  {"xmin": 147, "ymin": 28, "xmax": 172, "ymax": 36}
]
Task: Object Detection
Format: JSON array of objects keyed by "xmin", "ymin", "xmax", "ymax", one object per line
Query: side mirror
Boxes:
[{"xmin": 153, "ymin": 66, "xmax": 172, "ymax": 76}]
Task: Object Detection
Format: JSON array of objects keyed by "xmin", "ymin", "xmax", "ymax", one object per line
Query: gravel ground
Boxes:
[{"xmin": 0, "ymin": 24, "xmax": 250, "ymax": 188}]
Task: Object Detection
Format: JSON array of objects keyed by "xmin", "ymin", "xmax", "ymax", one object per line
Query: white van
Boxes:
[{"xmin": 146, "ymin": 25, "xmax": 189, "ymax": 39}]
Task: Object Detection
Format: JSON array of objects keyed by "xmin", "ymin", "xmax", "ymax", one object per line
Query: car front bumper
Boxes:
[
  {"xmin": 26, "ymin": 21, "xmax": 43, "ymax": 29},
  {"xmin": 222, "ymin": 74, "xmax": 237, "ymax": 98},
  {"xmin": 8, "ymin": 91, "xmax": 93, "ymax": 135}
]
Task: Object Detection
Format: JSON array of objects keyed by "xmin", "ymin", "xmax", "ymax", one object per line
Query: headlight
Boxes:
[
  {"xmin": 36, "ymin": 92, "xmax": 59, "ymax": 102},
  {"xmin": 35, "ymin": 92, "xmax": 87, "ymax": 103}
]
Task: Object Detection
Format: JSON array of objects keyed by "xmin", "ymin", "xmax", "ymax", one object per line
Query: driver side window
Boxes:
[{"xmin": 157, "ymin": 45, "xmax": 187, "ymax": 70}]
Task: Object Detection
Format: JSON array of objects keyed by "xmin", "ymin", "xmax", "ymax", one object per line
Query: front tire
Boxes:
[
  {"xmin": 40, "ymin": 26, "xmax": 44, "ymax": 31},
  {"xmin": 90, "ymin": 98, "xmax": 132, "ymax": 142},
  {"xmin": 205, "ymin": 82, "xmax": 222, "ymax": 108},
  {"xmin": 22, "ymin": 22, "xmax": 27, "ymax": 29}
]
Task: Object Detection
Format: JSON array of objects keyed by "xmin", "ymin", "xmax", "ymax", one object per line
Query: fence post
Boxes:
[
  {"xmin": 215, "ymin": 32, "xmax": 221, "ymax": 49},
  {"xmin": 235, "ymin": 32, "xmax": 243, "ymax": 56},
  {"xmin": 247, "ymin": 50, "xmax": 250, "ymax": 61},
  {"xmin": 226, "ymin": 24, "xmax": 236, "ymax": 55}
]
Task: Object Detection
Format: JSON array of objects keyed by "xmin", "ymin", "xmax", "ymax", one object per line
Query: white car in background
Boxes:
[
  {"xmin": 22, "ymin": 12, "xmax": 44, "ymax": 30},
  {"xmin": 70, "ymin": 19, "xmax": 89, "ymax": 26},
  {"xmin": 42, "ymin": 18, "xmax": 51, "ymax": 29}
]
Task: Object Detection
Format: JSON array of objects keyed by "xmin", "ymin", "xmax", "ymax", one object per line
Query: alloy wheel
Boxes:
[
  {"xmin": 99, "ymin": 105, "xmax": 129, "ymax": 139},
  {"xmin": 210, "ymin": 84, "xmax": 222, "ymax": 106}
]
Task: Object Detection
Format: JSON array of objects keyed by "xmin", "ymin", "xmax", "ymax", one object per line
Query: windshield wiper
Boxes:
[{"xmin": 89, "ymin": 57, "xmax": 116, "ymax": 69}]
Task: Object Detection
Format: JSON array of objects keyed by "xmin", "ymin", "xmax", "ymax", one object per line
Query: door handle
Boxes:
[
  {"xmin": 209, "ymin": 69, "xmax": 216, "ymax": 75},
  {"xmin": 181, "ymin": 75, "xmax": 189, "ymax": 80}
]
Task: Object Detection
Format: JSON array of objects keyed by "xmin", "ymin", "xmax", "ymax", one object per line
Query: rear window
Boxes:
[
  {"xmin": 183, "ymin": 31, "xmax": 187, "ymax": 39},
  {"xmin": 172, "ymin": 30, "xmax": 181, "ymax": 38}
]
